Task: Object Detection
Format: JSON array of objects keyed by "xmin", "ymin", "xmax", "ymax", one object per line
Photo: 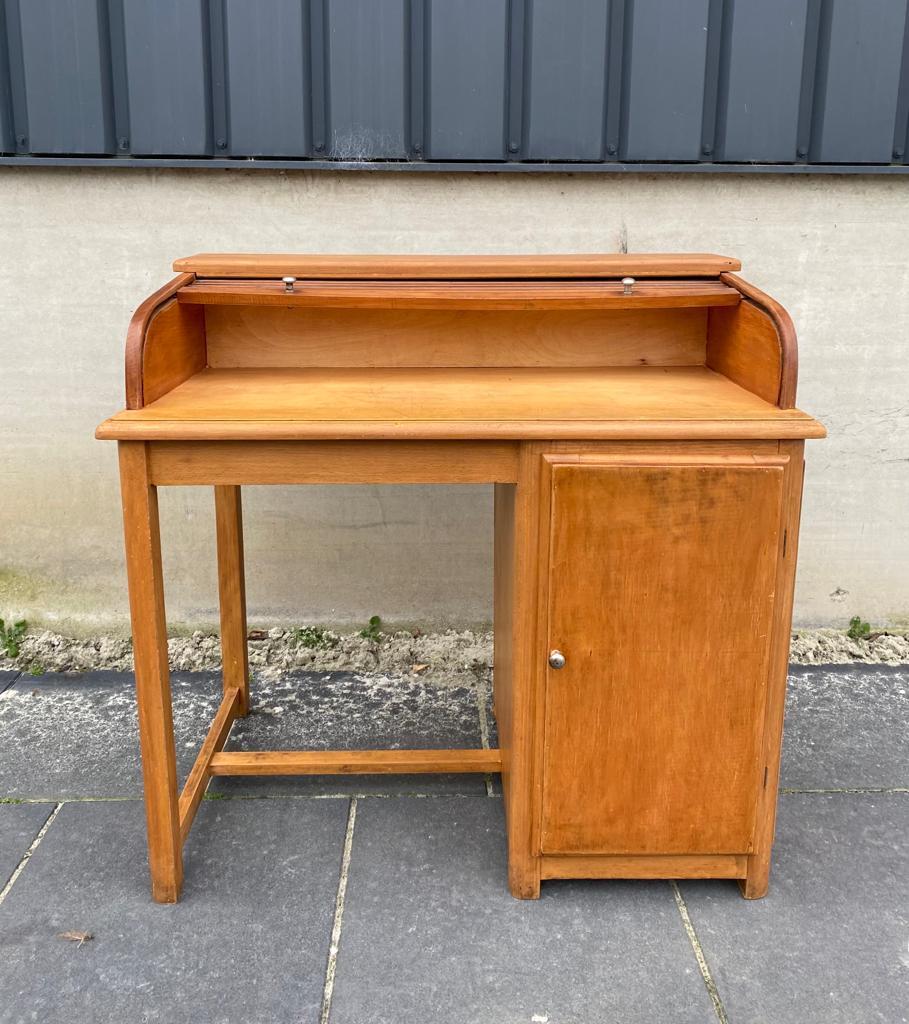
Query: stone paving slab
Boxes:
[
  {"xmin": 214, "ymin": 671, "xmax": 488, "ymax": 797},
  {"xmin": 0, "ymin": 671, "xmax": 487, "ymax": 799},
  {"xmin": 330, "ymin": 797, "xmax": 716, "ymax": 1024},
  {"xmin": 0, "ymin": 798, "xmax": 347, "ymax": 1024},
  {"xmin": 782, "ymin": 665, "xmax": 908, "ymax": 789},
  {"xmin": 0, "ymin": 672, "xmax": 223, "ymax": 799},
  {"xmin": 0, "ymin": 803, "xmax": 54, "ymax": 886},
  {"xmin": 681, "ymin": 793, "xmax": 909, "ymax": 1024},
  {"xmin": 3, "ymin": 664, "xmax": 905, "ymax": 799}
]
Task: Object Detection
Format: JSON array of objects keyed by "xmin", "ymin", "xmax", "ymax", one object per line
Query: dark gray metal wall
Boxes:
[{"xmin": 2, "ymin": 0, "xmax": 909, "ymax": 172}]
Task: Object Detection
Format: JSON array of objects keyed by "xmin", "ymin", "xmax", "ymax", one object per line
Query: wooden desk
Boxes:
[{"xmin": 97, "ymin": 253, "xmax": 824, "ymax": 904}]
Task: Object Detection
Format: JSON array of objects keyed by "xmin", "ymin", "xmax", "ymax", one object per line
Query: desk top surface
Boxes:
[{"xmin": 97, "ymin": 366, "xmax": 825, "ymax": 442}]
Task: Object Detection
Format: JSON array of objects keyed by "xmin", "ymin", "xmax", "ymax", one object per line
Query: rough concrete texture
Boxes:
[
  {"xmin": 2, "ymin": 626, "xmax": 907, "ymax": 681},
  {"xmin": 1, "ymin": 168, "xmax": 907, "ymax": 631}
]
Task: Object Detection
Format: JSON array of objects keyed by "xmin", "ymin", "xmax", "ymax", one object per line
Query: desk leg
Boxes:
[
  {"xmin": 215, "ymin": 486, "xmax": 249, "ymax": 716},
  {"xmin": 118, "ymin": 442, "xmax": 183, "ymax": 903},
  {"xmin": 495, "ymin": 451, "xmax": 544, "ymax": 900}
]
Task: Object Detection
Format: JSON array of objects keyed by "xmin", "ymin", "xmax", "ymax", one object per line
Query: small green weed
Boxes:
[
  {"xmin": 847, "ymin": 615, "xmax": 871, "ymax": 641},
  {"xmin": 290, "ymin": 625, "xmax": 338, "ymax": 650},
  {"xmin": 359, "ymin": 615, "xmax": 383, "ymax": 642},
  {"xmin": 27, "ymin": 662, "xmax": 45, "ymax": 677},
  {"xmin": 0, "ymin": 618, "xmax": 27, "ymax": 659}
]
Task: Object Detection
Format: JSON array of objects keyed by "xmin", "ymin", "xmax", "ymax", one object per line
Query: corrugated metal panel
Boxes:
[
  {"xmin": 621, "ymin": 0, "xmax": 711, "ymax": 162},
  {"xmin": 327, "ymin": 0, "xmax": 407, "ymax": 159},
  {"xmin": 524, "ymin": 0, "xmax": 610, "ymax": 161},
  {"xmin": 1, "ymin": 0, "xmax": 908, "ymax": 170},
  {"xmin": 121, "ymin": 0, "xmax": 211, "ymax": 155},
  {"xmin": 19, "ymin": 0, "xmax": 113, "ymax": 155},
  {"xmin": 720, "ymin": 0, "xmax": 809, "ymax": 163},
  {"xmin": 0, "ymin": 1, "xmax": 14, "ymax": 153},
  {"xmin": 224, "ymin": 0, "xmax": 309, "ymax": 158},
  {"xmin": 811, "ymin": 0, "xmax": 908, "ymax": 163},
  {"xmin": 427, "ymin": 0, "xmax": 508, "ymax": 160}
]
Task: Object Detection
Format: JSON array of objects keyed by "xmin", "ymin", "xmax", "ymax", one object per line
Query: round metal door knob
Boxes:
[
  {"xmin": 282, "ymin": 276, "xmax": 297, "ymax": 293},
  {"xmin": 548, "ymin": 650, "xmax": 566, "ymax": 670}
]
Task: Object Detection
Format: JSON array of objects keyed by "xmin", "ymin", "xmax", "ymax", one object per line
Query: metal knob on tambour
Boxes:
[
  {"xmin": 282, "ymin": 276, "xmax": 297, "ymax": 293},
  {"xmin": 548, "ymin": 650, "xmax": 566, "ymax": 670},
  {"xmin": 621, "ymin": 276, "xmax": 635, "ymax": 295}
]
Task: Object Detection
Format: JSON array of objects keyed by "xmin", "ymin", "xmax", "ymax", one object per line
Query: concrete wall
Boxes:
[{"xmin": 0, "ymin": 167, "xmax": 906, "ymax": 634}]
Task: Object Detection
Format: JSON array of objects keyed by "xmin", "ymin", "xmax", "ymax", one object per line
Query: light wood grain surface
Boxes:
[
  {"xmin": 540, "ymin": 455, "xmax": 785, "ymax": 855},
  {"xmin": 177, "ymin": 279, "xmax": 740, "ymax": 310},
  {"xmin": 207, "ymin": 749, "xmax": 502, "ymax": 775},
  {"xmin": 174, "ymin": 252, "xmax": 742, "ymax": 279},
  {"xmin": 97, "ymin": 366, "xmax": 825, "ymax": 441},
  {"xmin": 204, "ymin": 305, "xmax": 709, "ymax": 369}
]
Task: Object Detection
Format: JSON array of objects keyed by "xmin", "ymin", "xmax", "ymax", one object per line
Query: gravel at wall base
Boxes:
[{"xmin": 3, "ymin": 626, "xmax": 907, "ymax": 683}]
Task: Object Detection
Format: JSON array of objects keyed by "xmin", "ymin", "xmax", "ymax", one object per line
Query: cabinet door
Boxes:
[{"xmin": 540, "ymin": 455, "xmax": 785, "ymax": 856}]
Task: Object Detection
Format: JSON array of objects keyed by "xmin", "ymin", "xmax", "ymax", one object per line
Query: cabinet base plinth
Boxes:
[{"xmin": 539, "ymin": 853, "xmax": 748, "ymax": 882}]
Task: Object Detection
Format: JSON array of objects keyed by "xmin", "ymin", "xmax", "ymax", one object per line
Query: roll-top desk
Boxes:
[{"xmin": 96, "ymin": 253, "xmax": 825, "ymax": 903}]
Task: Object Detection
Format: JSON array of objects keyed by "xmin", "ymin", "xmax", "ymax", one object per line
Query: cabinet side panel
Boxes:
[
  {"xmin": 706, "ymin": 300, "xmax": 782, "ymax": 405},
  {"xmin": 742, "ymin": 440, "xmax": 806, "ymax": 897},
  {"xmin": 142, "ymin": 301, "xmax": 207, "ymax": 406},
  {"xmin": 541, "ymin": 459, "xmax": 784, "ymax": 855}
]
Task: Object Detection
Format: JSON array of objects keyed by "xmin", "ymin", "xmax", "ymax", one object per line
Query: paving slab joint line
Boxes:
[
  {"xmin": 475, "ymin": 677, "xmax": 496, "ymax": 798},
  {"xmin": 780, "ymin": 786, "xmax": 909, "ymax": 795},
  {"xmin": 320, "ymin": 796, "xmax": 358, "ymax": 1024},
  {"xmin": 0, "ymin": 672, "xmax": 21, "ymax": 696},
  {"xmin": 670, "ymin": 880, "xmax": 730, "ymax": 1024},
  {"xmin": 0, "ymin": 802, "xmax": 63, "ymax": 907},
  {"xmin": 1, "ymin": 790, "xmax": 503, "ymax": 805}
]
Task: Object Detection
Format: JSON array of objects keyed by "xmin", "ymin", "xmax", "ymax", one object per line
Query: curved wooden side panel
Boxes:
[
  {"xmin": 125, "ymin": 273, "xmax": 205, "ymax": 408},
  {"xmin": 710, "ymin": 272, "xmax": 798, "ymax": 408}
]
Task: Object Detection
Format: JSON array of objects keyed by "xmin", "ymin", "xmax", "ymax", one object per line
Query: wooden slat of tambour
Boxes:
[
  {"xmin": 177, "ymin": 279, "xmax": 740, "ymax": 311},
  {"xmin": 178, "ymin": 686, "xmax": 241, "ymax": 842},
  {"xmin": 173, "ymin": 252, "xmax": 742, "ymax": 279},
  {"xmin": 207, "ymin": 748, "xmax": 503, "ymax": 775}
]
